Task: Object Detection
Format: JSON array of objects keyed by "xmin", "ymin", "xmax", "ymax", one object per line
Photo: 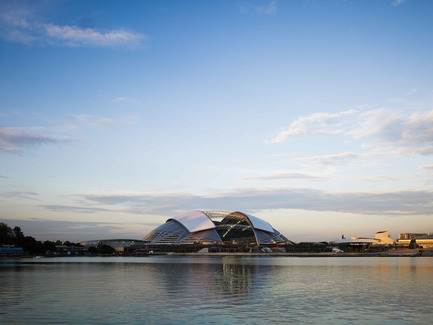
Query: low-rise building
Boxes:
[
  {"xmin": 375, "ymin": 231, "xmax": 394, "ymax": 245},
  {"xmin": 397, "ymin": 233, "xmax": 433, "ymax": 248}
]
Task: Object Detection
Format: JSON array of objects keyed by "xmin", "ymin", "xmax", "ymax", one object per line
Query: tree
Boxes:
[
  {"xmin": 43, "ymin": 240, "xmax": 56, "ymax": 253},
  {"xmin": 98, "ymin": 245, "xmax": 115, "ymax": 255},
  {"xmin": 0, "ymin": 223, "xmax": 14, "ymax": 245},
  {"xmin": 13, "ymin": 226, "xmax": 24, "ymax": 247}
]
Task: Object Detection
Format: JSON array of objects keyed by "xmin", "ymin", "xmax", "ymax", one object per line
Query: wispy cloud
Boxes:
[
  {"xmin": 293, "ymin": 152, "xmax": 359, "ymax": 165},
  {"xmin": 420, "ymin": 164, "xmax": 433, "ymax": 170},
  {"xmin": 256, "ymin": 1, "xmax": 277, "ymax": 15},
  {"xmin": 268, "ymin": 108, "xmax": 433, "ymax": 156},
  {"xmin": 0, "ymin": 127, "xmax": 70, "ymax": 153},
  {"xmin": 81, "ymin": 187, "xmax": 433, "ymax": 217},
  {"xmin": 242, "ymin": 172, "xmax": 327, "ymax": 181},
  {"xmin": 0, "ymin": 191, "xmax": 39, "ymax": 200},
  {"xmin": 239, "ymin": 1, "xmax": 277, "ymax": 16},
  {"xmin": 74, "ymin": 114, "xmax": 138, "ymax": 129},
  {"xmin": 392, "ymin": 0, "xmax": 406, "ymax": 6},
  {"xmin": 42, "ymin": 24, "xmax": 145, "ymax": 48},
  {"xmin": 0, "ymin": 218, "xmax": 156, "ymax": 241},
  {"xmin": 406, "ymin": 88, "xmax": 417, "ymax": 95},
  {"xmin": 0, "ymin": 7, "xmax": 146, "ymax": 48},
  {"xmin": 267, "ymin": 110, "xmax": 356, "ymax": 143},
  {"xmin": 354, "ymin": 175, "xmax": 397, "ymax": 182},
  {"xmin": 41, "ymin": 205, "xmax": 113, "ymax": 214}
]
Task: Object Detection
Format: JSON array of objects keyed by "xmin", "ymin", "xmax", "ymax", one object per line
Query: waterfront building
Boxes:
[
  {"xmin": 0, "ymin": 247, "xmax": 23, "ymax": 257},
  {"xmin": 397, "ymin": 233, "xmax": 433, "ymax": 248},
  {"xmin": 374, "ymin": 231, "xmax": 394, "ymax": 245},
  {"xmin": 332, "ymin": 230, "xmax": 394, "ymax": 250},
  {"xmin": 55, "ymin": 245, "xmax": 88, "ymax": 256},
  {"xmin": 142, "ymin": 210, "xmax": 290, "ymax": 246},
  {"xmin": 80, "ymin": 239, "xmax": 147, "ymax": 253}
]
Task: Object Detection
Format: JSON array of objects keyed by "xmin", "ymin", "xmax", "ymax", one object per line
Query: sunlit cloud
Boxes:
[{"xmin": 420, "ymin": 164, "xmax": 433, "ymax": 170}]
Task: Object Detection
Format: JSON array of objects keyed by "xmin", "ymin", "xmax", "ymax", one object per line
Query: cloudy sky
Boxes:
[{"xmin": 1, "ymin": 0, "xmax": 433, "ymax": 242}]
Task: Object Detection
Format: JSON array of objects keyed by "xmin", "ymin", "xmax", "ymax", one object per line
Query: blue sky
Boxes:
[{"xmin": 1, "ymin": 0, "xmax": 433, "ymax": 242}]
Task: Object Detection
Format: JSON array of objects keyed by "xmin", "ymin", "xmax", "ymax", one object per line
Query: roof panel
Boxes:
[
  {"xmin": 244, "ymin": 213, "xmax": 274, "ymax": 233},
  {"xmin": 169, "ymin": 210, "xmax": 216, "ymax": 233}
]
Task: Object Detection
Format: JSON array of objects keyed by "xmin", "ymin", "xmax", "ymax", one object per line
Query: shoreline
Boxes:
[{"xmin": 168, "ymin": 249, "xmax": 433, "ymax": 257}]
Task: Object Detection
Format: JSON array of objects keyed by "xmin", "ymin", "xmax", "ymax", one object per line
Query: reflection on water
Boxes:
[{"xmin": 1, "ymin": 256, "xmax": 432, "ymax": 324}]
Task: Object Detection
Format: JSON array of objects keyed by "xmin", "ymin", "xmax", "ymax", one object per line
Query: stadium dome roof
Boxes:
[{"xmin": 143, "ymin": 210, "xmax": 289, "ymax": 246}]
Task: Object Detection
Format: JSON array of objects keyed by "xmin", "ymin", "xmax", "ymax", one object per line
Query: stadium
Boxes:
[{"xmin": 142, "ymin": 210, "xmax": 290, "ymax": 246}]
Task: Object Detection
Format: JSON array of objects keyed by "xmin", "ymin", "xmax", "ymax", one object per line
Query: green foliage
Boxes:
[
  {"xmin": 0, "ymin": 222, "xmax": 15, "ymax": 245},
  {"xmin": 0, "ymin": 222, "xmax": 79, "ymax": 256},
  {"xmin": 97, "ymin": 244, "xmax": 115, "ymax": 255}
]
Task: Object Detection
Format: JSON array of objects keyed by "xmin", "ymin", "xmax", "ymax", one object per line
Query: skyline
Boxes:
[{"xmin": 1, "ymin": 0, "xmax": 433, "ymax": 242}]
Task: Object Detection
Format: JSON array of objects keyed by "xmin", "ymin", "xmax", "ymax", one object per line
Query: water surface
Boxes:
[{"xmin": 1, "ymin": 256, "xmax": 432, "ymax": 324}]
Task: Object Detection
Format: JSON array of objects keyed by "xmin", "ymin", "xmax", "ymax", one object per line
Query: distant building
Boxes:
[
  {"xmin": 80, "ymin": 239, "xmax": 147, "ymax": 253},
  {"xmin": 397, "ymin": 233, "xmax": 433, "ymax": 248},
  {"xmin": 0, "ymin": 247, "xmax": 24, "ymax": 256},
  {"xmin": 375, "ymin": 231, "xmax": 394, "ymax": 245},
  {"xmin": 398, "ymin": 233, "xmax": 431, "ymax": 240},
  {"xmin": 142, "ymin": 210, "xmax": 291, "ymax": 246},
  {"xmin": 332, "ymin": 230, "xmax": 394, "ymax": 250},
  {"xmin": 55, "ymin": 245, "xmax": 88, "ymax": 256}
]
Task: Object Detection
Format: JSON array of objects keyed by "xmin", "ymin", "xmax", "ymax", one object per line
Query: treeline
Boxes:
[{"xmin": 0, "ymin": 222, "xmax": 81, "ymax": 256}]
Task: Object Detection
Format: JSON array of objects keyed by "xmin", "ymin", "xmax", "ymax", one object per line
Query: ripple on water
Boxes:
[{"xmin": 1, "ymin": 257, "xmax": 433, "ymax": 324}]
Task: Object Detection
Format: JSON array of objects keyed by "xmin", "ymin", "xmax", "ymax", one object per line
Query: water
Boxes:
[{"xmin": 1, "ymin": 256, "xmax": 432, "ymax": 324}]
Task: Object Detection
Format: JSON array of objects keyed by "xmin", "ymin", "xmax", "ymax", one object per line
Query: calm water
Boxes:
[{"xmin": 1, "ymin": 256, "xmax": 432, "ymax": 324}]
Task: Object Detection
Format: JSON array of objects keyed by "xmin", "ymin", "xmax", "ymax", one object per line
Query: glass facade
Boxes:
[{"xmin": 143, "ymin": 210, "xmax": 290, "ymax": 246}]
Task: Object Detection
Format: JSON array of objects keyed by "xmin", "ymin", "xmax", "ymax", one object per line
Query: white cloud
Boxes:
[
  {"xmin": 354, "ymin": 175, "xmax": 397, "ymax": 182},
  {"xmin": 0, "ymin": 7, "xmax": 146, "ymax": 48},
  {"xmin": 267, "ymin": 109, "xmax": 356, "ymax": 143},
  {"xmin": 241, "ymin": 172, "xmax": 327, "ymax": 181},
  {"xmin": 420, "ymin": 164, "xmax": 433, "ymax": 170},
  {"xmin": 348, "ymin": 108, "xmax": 403, "ymax": 140},
  {"xmin": 268, "ymin": 107, "xmax": 433, "ymax": 156},
  {"xmin": 293, "ymin": 152, "xmax": 359, "ymax": 165},
  {"xmin": 42, "ymin": 24, "xmax": 145, "ymax": 48}
]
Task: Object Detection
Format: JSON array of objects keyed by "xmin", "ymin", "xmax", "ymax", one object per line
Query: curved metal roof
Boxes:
[
  {"xmin": 168, "ymin": 210, "xmax": 216, "ymax": 233},
  {"xmin": 242, "ymin": 212, "xmax": 274, "ymax": 233}
]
